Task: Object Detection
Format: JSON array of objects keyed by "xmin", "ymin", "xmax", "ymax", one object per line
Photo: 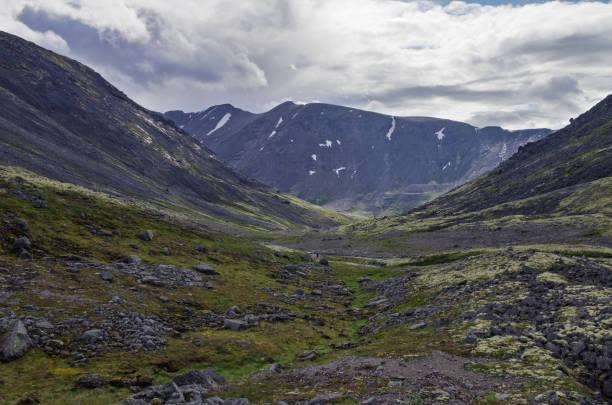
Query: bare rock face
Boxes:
[{"xmin": 1, "ymin": 320, "xmax": 32, "ymax": 362}]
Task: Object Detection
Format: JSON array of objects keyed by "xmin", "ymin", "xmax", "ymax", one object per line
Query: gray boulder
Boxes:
[
  {"xmin": 124, "ymin": 255, "xmax": 142, "ymax": 265},
  {"xmin": 1, "ymin": 320, "xmax": 32, "ymax": 361},
  {"xmin": 223, "ymin": 319, "xmax": 248, "ymax": 331},
  {"xmin": 194, "ymin": 263, "xmax": 219, "ymax": 275},
  {"xmin": 99, "ymin": 272, "xmax": 114, "ymax": 283},
  {"xmin": 137, "ymin": 230, "xmax": 154, "ymax": 241},
  {"xmin": 12, "ymin": 236, "xmax": 31, "ymax": 252},
  {"xmin": 81, "ymin": 329, "xmax": 104, "ymax": 343}
]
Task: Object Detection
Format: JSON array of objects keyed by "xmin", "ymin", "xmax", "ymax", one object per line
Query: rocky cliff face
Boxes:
[{"xmin": 166, "ymin": 102, "xmax": 550, "ymax": 215}]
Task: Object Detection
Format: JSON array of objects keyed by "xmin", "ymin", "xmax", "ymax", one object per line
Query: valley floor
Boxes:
[{"xmin": 1, "ymin": 170, "xmax": 611, "ymax": 405}]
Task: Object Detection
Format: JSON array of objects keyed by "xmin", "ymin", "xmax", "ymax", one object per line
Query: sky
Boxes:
[{"xmin": 1, "ymin": 0, "xmax": 611, "ymax": 129}]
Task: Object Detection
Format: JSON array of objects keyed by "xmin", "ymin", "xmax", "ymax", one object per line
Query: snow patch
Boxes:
[
  {"xmin": 333, "ymin": 167, "xmax": 347, "ymax": 177},
  {"xmin": 268, "ymin": 130, "xmax": 277, "ymax": 139},
  {"xmin": 290, "ymin": 139, "xmax": 294, "ymax": 143},
  {"xmin": 275, "ymin": 117, "xmax": 283, "ymax": 128},
  {"xmin": 318, "ymin": 140, "xmax": 333, "ymax": 148},
  {"xmin": 144, "ymin": 136, "xmax": 153, "ymax": 144},
  {"xmin": 207, "ymin": 113, "xmax": 231, "ymax": 135},
  {"xmin": 259, "ymin": 146, "xmax": 264, "ymax": 152},
  {"xmin": 201, "ymin": 106, "xmax": 216, "ymax": 120},
  {"xmin": 311, "ymin": 154, "xmax": 317, "ymax": 161},
  {"xmin": 498, "ymin": 143, "xmax": 508, "ymax": 158},
  {"xmin": 308, "ymin": 170, "xmax": 316, "ymax": 175},
  {"xmin": 336, "ymin": 139, "xmax": 341, "ymax": 145},
  {"xmin": 385, "ymin": 116, "xmax": 396, "ymax": 141},
  {"xmin": 442, "ymin": 161, "xmax": 451, "ymax": 171},
  {"xmin": 435, "ymin": 127, "xmax": 445, "ymax": 141},
  {"xmin": 179, "ymin": 124, "xmax": 184, "ymax": 129}
]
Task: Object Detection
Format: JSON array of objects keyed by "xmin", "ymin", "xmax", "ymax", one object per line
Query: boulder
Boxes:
[
  {"xmin": 99, "ymin": 272, "xmax": 114, "ymax": 283},
  {"xmin": 1, "ymin": 320, "xmax": 32, "ymax": 362},
  {"xmin": 12, "ymin": 236, "xmax": 31, "ymax": 252},
  {"xmin": 76, "ymin": 373, "xmax": 105, "ymax": 388},
  {"xmin": 193, "ymin": 263, "xmax": 219, "ymax": 275},
  {"xmin": 172, "ymin": 367, "xmax": 225, "ymax": 388},
  {"xmin": 124, "ymin": 255, "xmax": 142, "ymax": 265},
  {"xmin": 297, "ymin": 350, "xmax": 319, "ymax": 361},
  {"xmin": 81, "ymin": 329, "xmax": 104, "ymax": 343},
  {"xmin": 136, "ymin": 230, "xmax": 154, "ymax": 242},
  {"xmin": 223, "ymin": 319, "xmax": 248, "ymax": 331},
  {"xmin": 14, "ymin": 218, "xmax": 29, "ymax": 234}
]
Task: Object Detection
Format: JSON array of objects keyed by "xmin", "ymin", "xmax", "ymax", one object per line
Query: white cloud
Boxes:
[{"xmin": 1, "ymin": 0, "xmax": 611, "ymax": 128}]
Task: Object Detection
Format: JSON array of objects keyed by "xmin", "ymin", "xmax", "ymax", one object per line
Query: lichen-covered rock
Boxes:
[{"xmin": 1, "ymin": 320, "xmax": 32, "ymax": 362}]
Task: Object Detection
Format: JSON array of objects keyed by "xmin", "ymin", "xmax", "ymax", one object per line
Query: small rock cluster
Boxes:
[{"xmin": 118, "ymin": 368, "xmax": 253, "ymax": 405}]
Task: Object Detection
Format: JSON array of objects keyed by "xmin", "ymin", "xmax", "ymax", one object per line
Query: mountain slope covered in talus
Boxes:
[
  {"xmin": 165, "ymin": 102, "xmax": 550, "ymax": 215},
  {"xmin": 418, "ymin": 94, "xmax": 612, "ymax": 218},
  {"xmin": 0, "ymin": 31, "xmax": 339, "ymax": 230}
]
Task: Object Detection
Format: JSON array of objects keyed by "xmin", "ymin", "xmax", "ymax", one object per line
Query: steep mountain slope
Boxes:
[
  {"xmin": 418, "ymin": 94, "xmax": 612, "ymax": 218},
  {"xmin": 0, "ymin": 31, "xmax": 339, "ymax": 231},
  {"xmin": 165, "ymin": 102, "xmax": 550, "ymax": 215}
]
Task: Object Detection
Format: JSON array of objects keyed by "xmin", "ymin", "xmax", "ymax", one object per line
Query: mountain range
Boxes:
[
  {"xmin": 165, "ymin": 103, "xmax": 550, "ymax": 215},
  {"xmin": 1, "ymin": 28, "xmax": 612, "ymax": 405}
]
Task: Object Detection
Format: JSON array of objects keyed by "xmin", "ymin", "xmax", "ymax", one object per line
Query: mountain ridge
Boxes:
[
  {"xmin": 0, "ymin": 30, "xmax": 340, "ymax": 231},
  {"xmin": 166, "ymin": 102, "xmax": 551, "ymax": 215}
]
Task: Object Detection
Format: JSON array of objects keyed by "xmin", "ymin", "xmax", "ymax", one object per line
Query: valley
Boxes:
[{"xmin": 0, "ymin": 27, "xmax": 611, "ymax": 405}]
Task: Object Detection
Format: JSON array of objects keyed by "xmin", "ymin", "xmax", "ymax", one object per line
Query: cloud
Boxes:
[{"xmin": 1, "ymin": 0, "xmax": 611, "ymax": 129}]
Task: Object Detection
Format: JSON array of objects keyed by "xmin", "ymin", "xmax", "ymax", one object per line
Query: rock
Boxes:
[
  {"xmin": 297, "ymin": 350, "xmax": 319, "ymax": 361},
  {"xmin": 224, "ymin": 319, "xmax": 248, "ymax": 331},
  {"xmin": 12, "ymin": 236, "xmax": 31, "ymax": 252},
  {"xmin": 357, "ymin": 277, "xmax": 372, "ymax": 284},
  {"xmin": 172, "ymin": 367, "xmax": 225, "ymax": 388},
  {"xmin": 99, "ymin": 272, "xmax": 114, "ymax": 283},
  {"xmin": 270, "ymin": 363, "xmax": 283, "ymax": 373},
  {"xmin": 301, "ymin": 253, "xmax": 313, "ymax": 262},
  {"xmin": 81, "ymin": 329, "xmax": 104, "ymax": 343},
  {"xmin": 193, "ymin": 263, "xmax": 219, "ymax": 275},
  {"xmin": 204, "ymin": 281, "xmax": 214, "ymax": 289},
  {"xmin": 409, "ymin": 321, "xmax": 426, "ymax": 330},
  {"xmin": 136, "ymin": 230, "xmax": 154, "ymax": 241},
  {"xmin": 603, "ymin": 378, "xmax": 612, "ymax": 397},
  {"xmin": 124, "ymin": 255, "xmax": 142, "ymax": 265},
  {"xmin": 495, "ymin": 394, "xmax": 510, "ymax": 400},
  {"xmin": 35, "ymin": 320, "xmax": 53, "ymax": 329},
  {"xmin": 16, "ymin": 396, "xmax": 39, "ymax": 405},
  {"xmin": 224, "ymin": 399, "xmax": 250, "ymax": 405},
  {"xmin": 18, "ymin": 249, "xmax": 33, "ymax": 260},
  {"xmin": 162, "ymin": 247, "xmax": 171, "ymax": 256},
  {"xmin": 307, "ymin": 393, "xmax": 343, "ymax": 405},
  {"xmin": 361, "ymin": 397, "xmax": 380, "ymax": 405},
  {"xmin": 1, "ymin": 320, "xmax": 32, "ymax": 362},
  {"xmin": 318, "ymin": 258, "xmax": 329, "ymax": 266},
  {"xmin": 76, "ymin": 373, "xmax": 105, "ymax": 388},
  {"xmin": 572, "ymin": 340, "xmax": 586, "ymax": 356},
  {"xmin": 196, "ymin": 245, "xmax": 208, "ymax": 254},
  {"xmin": 15, "ymin": 218, "xmax": 29, "ymax": 234},
  {"xmin": 311, "ymin": 289, "xmax": 322, "ymax": 296}
]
